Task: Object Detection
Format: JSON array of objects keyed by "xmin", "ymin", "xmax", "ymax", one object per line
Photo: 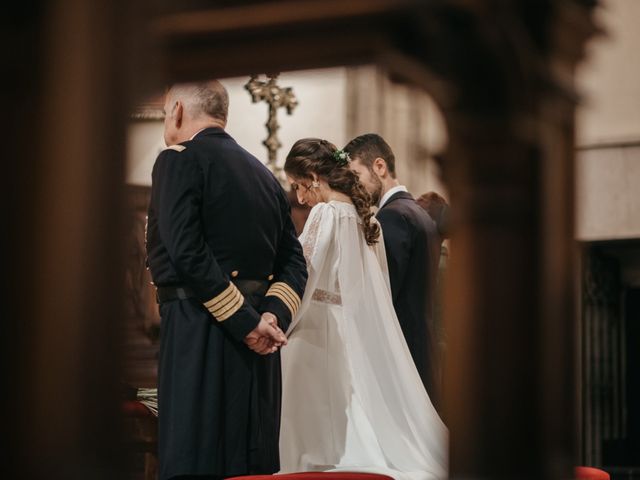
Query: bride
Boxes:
[{"xmin": 278, "ymin": 139, "xmax": 447, "ymax": 480}]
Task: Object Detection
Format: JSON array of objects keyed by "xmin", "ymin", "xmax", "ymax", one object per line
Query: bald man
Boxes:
[{"xmin": 146, "ymin": 81, "xmax": 307, "ymax": 480}]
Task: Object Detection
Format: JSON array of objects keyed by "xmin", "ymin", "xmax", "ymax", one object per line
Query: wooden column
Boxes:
[
  {"xmin": 1, "ymin": 0, "xmax": 147, "ymax": 477},
  {"xmin": 435, "ymin": 2, "xmax": 599, "ymax": 478},
  {"xmin": 442, "ymin": 116, "xmax": 541, "ymax": 477}
]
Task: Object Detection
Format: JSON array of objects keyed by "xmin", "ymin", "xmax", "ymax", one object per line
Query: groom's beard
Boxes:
[{"xmin": 370, "ymin": 174, "xmax": 383, "ymax": 206}]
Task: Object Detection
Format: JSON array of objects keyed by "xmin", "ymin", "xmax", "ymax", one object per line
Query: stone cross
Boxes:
[{"xmin": 245, "ymin": 74, "xmax": 298, "ymax": 180}]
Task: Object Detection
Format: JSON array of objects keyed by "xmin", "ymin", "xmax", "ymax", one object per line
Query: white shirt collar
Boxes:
[{"xmin": 379, "ymin": 185, "xmax": 408, "ymax": 208}]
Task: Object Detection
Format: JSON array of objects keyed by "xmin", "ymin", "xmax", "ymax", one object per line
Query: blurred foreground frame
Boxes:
[{"xmin": 3, "ymin": 0, "xmax": 600, "ymax": 479}]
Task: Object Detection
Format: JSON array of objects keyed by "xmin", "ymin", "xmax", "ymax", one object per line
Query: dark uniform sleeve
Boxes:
[
  {"xmin": 259, "ymin": 192, "xmax": 308, "ymax": 332},
  {"xmin": 153, "ymin": 146, "xmax": 260, "ymax": 341},
  {"xmin": 377, "ymin": 208, "xmax": 412, "ymax": 303}
]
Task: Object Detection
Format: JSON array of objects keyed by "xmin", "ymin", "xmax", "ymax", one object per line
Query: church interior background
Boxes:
[
  {"xmin": 3, "ymin": 0, "xmax": 639, "ymax": 479},
  {"xmin": 124, "ymin": 1, "xmax": 639, "ymax": 476}
]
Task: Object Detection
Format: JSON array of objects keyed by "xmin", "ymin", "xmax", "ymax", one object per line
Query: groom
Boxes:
[
  {"xmin": 147, "ymin": 81, "xmax": 307, "ymax": 480},
  {"xmin": 345, "ymin": 134, "xmax": 441, "ymax": 407}
]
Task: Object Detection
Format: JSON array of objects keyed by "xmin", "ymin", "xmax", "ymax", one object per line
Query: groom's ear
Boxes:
[{"xmin": 372, "ymin": 157, "xmax": 387, "ymax": 177}]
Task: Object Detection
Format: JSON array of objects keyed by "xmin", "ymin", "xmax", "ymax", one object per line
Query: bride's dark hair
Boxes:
[{"xmin": 284, "ymin": 138, "xmax": 380, "ymax": 245}]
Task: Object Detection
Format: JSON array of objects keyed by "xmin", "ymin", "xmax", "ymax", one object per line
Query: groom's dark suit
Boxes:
[{"xmin": 377, "ymin": 190, "xmax": 441, "ymax": 406}]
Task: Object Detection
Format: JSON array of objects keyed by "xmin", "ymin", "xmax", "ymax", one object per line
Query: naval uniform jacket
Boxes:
[
  {"xmin": 376, "ymin": 190, "xmax": 441, "ymax": 407},
  {"xmin": 146, "ymin": 127, "xmax": 307, "ymax": 479}
]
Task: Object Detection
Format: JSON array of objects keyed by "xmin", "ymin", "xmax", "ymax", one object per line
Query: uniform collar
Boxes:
[
  {"xmin": 378, "ymin": 185, "xmax": 409, "ymax": 208},
  {"xmin": 191, "ymin": 126, "xmax": 226, "ymax": 140}
]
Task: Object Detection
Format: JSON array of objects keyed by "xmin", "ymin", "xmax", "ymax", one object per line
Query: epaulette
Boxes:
[{"xmin": 165, "ymin": 144, "xmax": 186, "ymax": 152}]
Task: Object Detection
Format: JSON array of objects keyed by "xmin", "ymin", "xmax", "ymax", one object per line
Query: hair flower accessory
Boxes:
[{"xmin": 333, "ymin": 149, "xmax": 351, "ymax": 167}]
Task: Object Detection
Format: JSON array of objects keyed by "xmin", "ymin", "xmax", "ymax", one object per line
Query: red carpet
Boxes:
[
  {"xmin": 231, "ymin": 468, "xmax": 610, "ymax": 480},
  {"xmin": 227, "ymin": 473, "xmax": 393, "ymax": 480},
  {"xmin": 575, "ymin": 466, "xmax": 610, "ymax": 480}
]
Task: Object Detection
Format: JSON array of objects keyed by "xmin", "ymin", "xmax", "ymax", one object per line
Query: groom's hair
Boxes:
[{"xmin": 344, "ymin": 133, "xmax": 397, "ymax": 179}]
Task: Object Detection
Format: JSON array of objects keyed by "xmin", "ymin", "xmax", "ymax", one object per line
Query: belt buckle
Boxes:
[{"xmin": 176, "ymin": 287, "xmax": 188, "ymax": 300}]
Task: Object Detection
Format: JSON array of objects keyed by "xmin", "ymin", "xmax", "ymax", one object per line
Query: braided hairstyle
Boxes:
[{"xmin": 284, "ymin": 138, "xmax": 380, "ymax": 245}]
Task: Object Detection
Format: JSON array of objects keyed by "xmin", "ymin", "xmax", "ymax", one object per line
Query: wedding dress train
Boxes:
[{"xmin": 279, "ymin": 201, "xmax": 447, "ymax": 480}]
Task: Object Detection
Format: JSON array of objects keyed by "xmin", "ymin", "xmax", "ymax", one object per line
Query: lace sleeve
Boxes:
[
  {"xmin": 299, "ymin": 203, "xmax": 333, "ymax": 271},
  {"xmin": 302, "ymin": 207, "xmax": 323, "ymax": 269},
  {"xmin": 287, "ymin": 203, "xmax": 334, "ymax": 335}
]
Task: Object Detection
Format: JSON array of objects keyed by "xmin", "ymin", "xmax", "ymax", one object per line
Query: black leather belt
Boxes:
[
  {"xmin": 156, "ymin": 280, "xmax": 269, "ymax": 304},
  {"xmin": 156, "ymin": 286, "xmax": 196, "ymax": 303}
]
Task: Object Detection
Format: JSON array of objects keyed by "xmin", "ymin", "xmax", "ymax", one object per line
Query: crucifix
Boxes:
[{"xmin": 245, "ymin": 73, "xmax": 298, "ymax": 181}]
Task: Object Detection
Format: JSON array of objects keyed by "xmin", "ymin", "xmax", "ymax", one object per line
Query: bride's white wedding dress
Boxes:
[{"xmin": 279, "ymin": 201, "xmax": 447, "ymax": 480}]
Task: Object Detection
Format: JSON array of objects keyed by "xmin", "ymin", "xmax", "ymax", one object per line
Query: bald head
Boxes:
[{"xmin": 163, "ymin": 80, "xmax": 229, "ymax": 145}]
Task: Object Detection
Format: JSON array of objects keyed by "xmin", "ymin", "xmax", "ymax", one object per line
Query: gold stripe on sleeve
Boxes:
[
  {"xmin": 204, "ymin": 283, "xmax": 244, "ymax": 322},
  {"xmin": 266, "ymin": 282, "xmax": 301, "ymax": 317},
  {"xmin": 269, "ymin": 284, "xmax": 301, "ymax": 311},
  {"xmin": 269, "ymin": 282, "xmax": 301, "ymax": 309},
  {"xmin": 267, "ymin": 290, "xmax": 296, "ymax": 317},
  {"xmin": 204, "ymin": 284, "xmax": 235, "ymax": 309}
]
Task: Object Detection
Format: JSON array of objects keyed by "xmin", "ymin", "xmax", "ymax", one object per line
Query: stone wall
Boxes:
[{"xmin": 575, "ymin": 0, "xmax": 640, "ymax": 241}]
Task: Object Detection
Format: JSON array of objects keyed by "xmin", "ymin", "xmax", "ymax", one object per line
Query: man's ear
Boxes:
[
  {"xmin": 372, "ymin": 157, "xmax": 387, "ymax": 177},
  {"xmin": 173, "ymin": 101, "xmax": 184, "ymax": 129}
]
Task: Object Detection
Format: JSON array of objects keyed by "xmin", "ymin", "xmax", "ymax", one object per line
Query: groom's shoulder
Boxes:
[
  {"xmin": 379, "ymin": 196, "xmax": 416, "ymax": 219},
  {"xmin": 379, "ymin": 196, "xmax": 433, "ymax": 230}
]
